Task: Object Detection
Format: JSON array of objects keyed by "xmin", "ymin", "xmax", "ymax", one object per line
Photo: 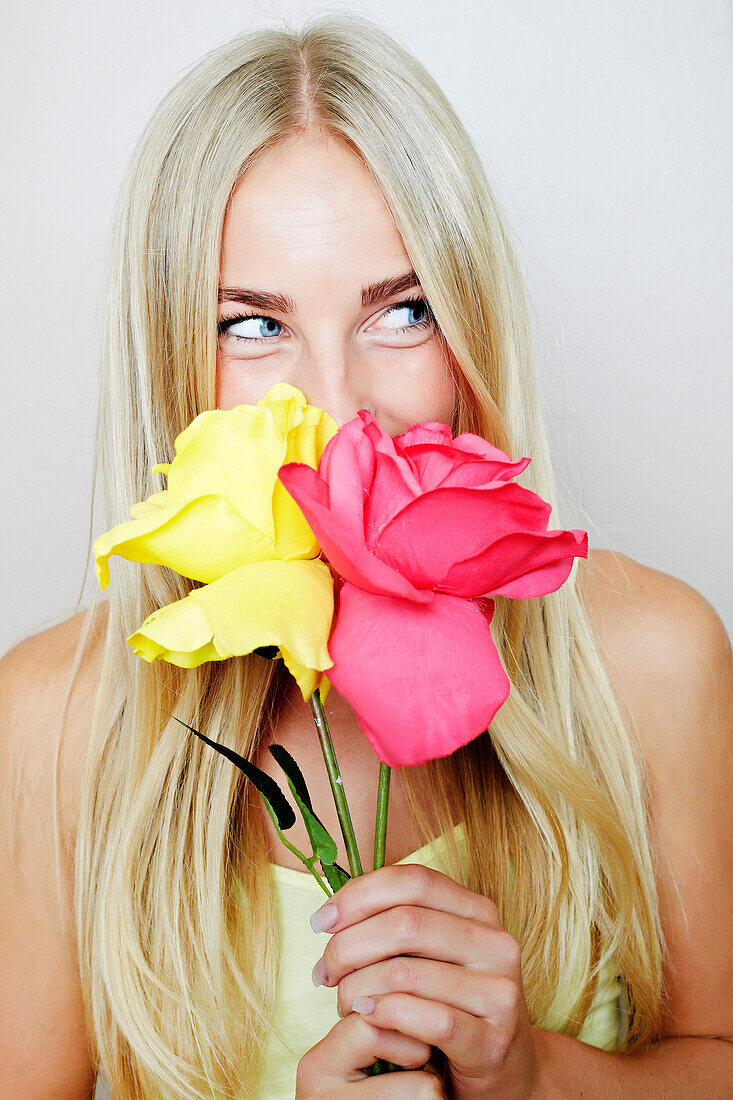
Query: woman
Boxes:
[{"xmin": 1, "ymin": 13, "xmax": 730, "ymax": 1099}]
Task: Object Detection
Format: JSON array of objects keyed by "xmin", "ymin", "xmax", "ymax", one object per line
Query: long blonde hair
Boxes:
[{"xmin": 73, "ymin": 13, "xmax": 665, "ymax": 1097}]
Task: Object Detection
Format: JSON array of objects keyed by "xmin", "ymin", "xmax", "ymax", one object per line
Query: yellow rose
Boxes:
[{"xmin": 93, "ymin": 383, "xmax": 338, "ymax": 700}]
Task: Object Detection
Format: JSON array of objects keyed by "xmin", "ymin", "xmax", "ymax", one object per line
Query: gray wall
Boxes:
[{"xmin": 2, "ymin": 0, "xmax": 731, "ymax": 655}]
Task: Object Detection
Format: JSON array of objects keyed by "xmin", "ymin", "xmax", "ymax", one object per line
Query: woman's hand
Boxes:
[
  {"xmin": 294, "ymin": 1011, "xmax": 446, "ymax": 1097},
  {"xmin": 305, "ymin": 863, "xmax": 540, "ymax": 1099}
]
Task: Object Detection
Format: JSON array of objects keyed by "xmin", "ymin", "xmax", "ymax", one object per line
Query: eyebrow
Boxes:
[{"xmin": 217, "ymin": 269, "xmax": 421, "ymax": 313}]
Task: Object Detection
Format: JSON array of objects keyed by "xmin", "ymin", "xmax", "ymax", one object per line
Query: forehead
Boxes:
[{"xmin": 219, "ymin": 133, "xmax": 410, "ymax": 285}]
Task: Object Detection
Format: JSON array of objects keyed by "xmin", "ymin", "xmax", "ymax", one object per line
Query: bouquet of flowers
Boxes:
[{"xmin": 94, "ymin": 382, "xmax": 587, "ymax": 1075}]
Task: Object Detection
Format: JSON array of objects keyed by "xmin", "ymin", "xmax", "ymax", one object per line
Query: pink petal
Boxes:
[
  {"xmin": 440, "ymin": 528, "xmax": 588, "ymax": 598},
  {"xmin": 316, "ymin": 418, "xmax": 374, "ymax": 537},
  {"xmin": 401, "ymin": 444, "xmax": 530, "ymax": 492},
  {"xmin": 395, "ymin": 422, "xmax": 530, "ymax": 493},
  {"xmin": 325, "ymin": 582, "xmax": 511, "ymax": 767},
  {"xmin": 393, "ymin": 422, "xmax": 456, "ymax": 450},
  {"xmin": 448, "ymin": 433, "xmax": 519, "ymax": 462},
  {"xmin": 395, "ymin": 424, "xmax": 516, "ymax": 466},
  {"xmin": 374, "ymin": 483, "xmax": 553, "ymax": 590},
  {"xmin": 359, "ymin": 413, "xmax": 423, "ymax": 542},
  {"xmin": 278, "ymin": 461, "xmax": 430, "ymax": 603},
  {"xmin": 318, "ymin": 416, "xmax": 375, "ymax": 505}
]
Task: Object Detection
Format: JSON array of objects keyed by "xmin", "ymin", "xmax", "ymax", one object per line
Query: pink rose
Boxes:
[{"xmin": 278, "ymin": 413, "xmax": 587, "ymax": 767}]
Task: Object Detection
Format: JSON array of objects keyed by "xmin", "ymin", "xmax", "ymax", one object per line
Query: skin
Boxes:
[
  {"xmin": 0, "ymin": 132, "xmax": 730, "ymax": 1097},
  {"xmin": 216, "ymin": 131, "xmax": 457, "ymax": 431}
]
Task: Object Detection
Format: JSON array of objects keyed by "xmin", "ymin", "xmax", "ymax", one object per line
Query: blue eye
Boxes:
[
  {"xmin": 381, "ymin": 297, "xmax": 434, "ymax": 333},
  {"xmin": 217, "ymin": 315, "xmax": 283, "ymax": 343},
  {"xmin": 217, "ymin": 295, "xmax": 435, "ymax": 344}
]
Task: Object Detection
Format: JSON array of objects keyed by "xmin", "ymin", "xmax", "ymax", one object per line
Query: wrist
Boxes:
[{"xmin": 528, "ymin": 1028, "xmax": 562, "ymax": 1100}]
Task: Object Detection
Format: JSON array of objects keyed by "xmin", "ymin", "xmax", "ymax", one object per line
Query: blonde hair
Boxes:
[{"xmin": 73, "ymin": 13, "xmax": 665, "ymax": 1097}]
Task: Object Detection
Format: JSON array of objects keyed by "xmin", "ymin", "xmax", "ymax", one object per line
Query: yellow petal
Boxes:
[
  {"xmin": 166, "ymin": 405, "xmax": 286, "ymax": 543},
  {"xmin": 278, "ymin": 647, "xmax": 320, "ymax": 700},
  {"xmin": 257, "ymin": 383, "xmax": 310, "ymax": 440},
  {"xmin": 94, "ymin": 494, "xmax": 275, "ymax": 589},
  {"xmin": 272, "ymin": 403, "xmax": 339, "ymax": 560},
  {"xmin": 95, "ymin": 386, "xmax": 338, "ymax": 592},
  {"xmin": 317, "ymin": 673, "xmax": 332, "ymax": 705},
  {"xmin": 128, "ymin": 489, "xmax": 170, "ymax": 519},
  {"xmin": 127, "ymin": 559, "xmax": 334, "ymax": 678},
  {"xmin": 128, "ymin": 599, "xmax": 221, "ymax": 667}
]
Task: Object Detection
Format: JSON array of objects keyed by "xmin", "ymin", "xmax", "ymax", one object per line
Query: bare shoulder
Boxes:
[
  {"xmin": 578, "ymin": 548, "xmax": 730, "ymax": 747},
  {"xmin": 1, "ymin": 603, "xmax": 108, "ymax": 844},
  {"xmin": 579, "ymin": 549, "xmax": 733, "ymax": 1040},
  {"xmin": 0, "ymin": 603, "xmax": 108, "ymax": 1097}
]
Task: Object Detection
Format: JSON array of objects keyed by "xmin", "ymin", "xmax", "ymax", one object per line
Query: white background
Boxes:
[{"xmin": 1, "ymin": 0, "xmax": 731, "ymax": 654}]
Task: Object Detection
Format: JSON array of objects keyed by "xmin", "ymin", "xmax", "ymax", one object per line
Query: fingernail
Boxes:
[
  {"xmin": 311, "ymin": 957, "xmax": 327, "ymax": 987},
  {"xmin": 310, "ymin": 902, "xmax": 338, "ymax": 933},
  {"xmin": 336, "ymin": 1004, "xmax": 345, "ymax": 1018},
  {"xmin": 352, "ymin": 996, "xmax": 375, "ymax": 1014}
]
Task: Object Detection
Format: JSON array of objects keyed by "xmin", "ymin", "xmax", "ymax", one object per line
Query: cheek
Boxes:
[
  {"xmin": 372, "ymin": 346, "xmax": 457, "ymax": 430},
  {"xmin": 215, "ymin": 354, "xmax": 262, "ymax": 410}
]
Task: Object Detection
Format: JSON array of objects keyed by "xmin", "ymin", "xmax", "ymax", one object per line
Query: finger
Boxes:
[
  {"xmin": 354, "ymin": 1069, "xmax": 446, "ymax": 1097},
  {"xmin": 336, "ymin": 956, "xmax": 521, "ymax": 1021},
  {"xmin": 350, "ymin": 990, "xmax": 510, "ymax": 1081},
  {"xmin": 295, "ymin": 1011, "xmax": 433, "ymax": 1090},
  {"xmin": 310, "ymin": 862, "xmax": 501, "ymax": 936},
  {"xmin": 317, "ymin": 906, "xmax": 520, "ymax": 988}
]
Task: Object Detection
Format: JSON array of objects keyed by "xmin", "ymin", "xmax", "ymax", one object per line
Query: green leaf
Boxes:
[
  {"xmin": 268, "ymin": 743, "xmax": 338, "ymax": 871},
  {"xmin": 323, "ymin": 861, "xmax": 352, "ymax": 892},
  {"xmin": 268, "ymin": 742, "xmax": 314, "ymax": 811},
  {"xmin": 172, "ymin": 716, "xmax": 295, "ymax": 830}
]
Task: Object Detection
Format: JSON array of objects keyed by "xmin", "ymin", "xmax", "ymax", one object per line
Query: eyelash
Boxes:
[{"xmin": 217, "ymin": 294, "xmax": 436, "ymax": 343}]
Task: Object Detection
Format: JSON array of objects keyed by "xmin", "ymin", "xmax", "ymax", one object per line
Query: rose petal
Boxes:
[
  {"xmin": 324, "ymin": 582, "xmax": 510, "ymax": 767},
  {"xmin": 94, "ymin": 493, "xmax": 275, "ymax": 589},
  {"xmin": 359, "ymin": 413, "xmax": 423, "ymax": 541},
  {"xmin": 393, "ymin": 422, "xmax": 456, "ymax": 450},
  {"xmin": 315, "ymin": 417, "xmax": 375, "ymax": 541},
  {"xmin": 440, "ymin": 528, "xmax": 588, "ymax": 598},
  {"xmin": 127, "ymin": 558, "xmax": 334, "ymax": 699},
  {"xmin": 374, "ymin": 483, "xmax": 553, "ymax": 591},
  {"xmin": 163, "ymin": 404, "xmax": 288, "ymax": 543},
  {"xmin": 398, "ymin": 443, "xmax": 530, "ymax": 492},
  {"xmin": 278, "ymin": 461, "xmax": 431, "ymax": 603},
  {"xmin": 433, "ymin": 454, "xmax": 530, "ymax": 490}
]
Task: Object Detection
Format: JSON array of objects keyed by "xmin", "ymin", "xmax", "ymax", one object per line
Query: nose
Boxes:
[{"xmin": 298, "ymin": 358, "xmax": 374, "ymax": 429}]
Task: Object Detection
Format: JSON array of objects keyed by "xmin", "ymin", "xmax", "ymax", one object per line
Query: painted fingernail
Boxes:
[
  {"xmin": 352, "ymin": 996, "xmax": 375, "ymax": 1014},
  {"xmin": 310, "ymin": 902, "xmax": 338, "ymax": 933},
  {"xmin": 311, "ymin": 957, "xmax": 327, "ymax": 987}
]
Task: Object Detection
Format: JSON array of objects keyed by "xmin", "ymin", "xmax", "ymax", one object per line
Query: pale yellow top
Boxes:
[{"xmin": 254, "ymin": 821, "xmax": 626, "ymax": 1097}]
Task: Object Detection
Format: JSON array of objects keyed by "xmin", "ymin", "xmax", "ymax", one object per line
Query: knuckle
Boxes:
[
  {"xmin": 494, "ymin": 974, "xmax": 522, "ymax": 1015},
  {"xmin": 400, "ymin": 1047, "xmax": 433, "ymax": 1070},
  {"xmin": 491, "ymin": 1022, "xmax": 516, "ymax": 1062},
  {"xmin": 435, "ymin": 1005, "xmax": 461, "ymax": 1043},
  {"xmin": 406, "ymin": 862, "xmax": 435, "ymax": 899},
  {"xmin": 388, "ymin": 954, "xmax": 417, "ymax": 991},
  {"xmin": 394, "ymin": 904, "xmax": 423, "ymax": 944},
  {"xmin": 477, "ymin": 975, "xmax": 521, "ymax": 1023},
  {"xmin": 495, "ymin": 930, "xmax": 522, "ymax": 972},
  {"xmin": 482, "ymin": 895, "xmax": 501, "ymax": 925}
]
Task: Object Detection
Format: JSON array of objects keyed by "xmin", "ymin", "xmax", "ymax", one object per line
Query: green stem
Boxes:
[
  {"xmin": 276, "ymin": 832, "xmax": 332, "ymax": 896},
  {"xmin": 368, "ymin": 762, "xmax": 401, "ymax": 1073},
  {"xmin": 309, "ymin": 687, "xmax": 363, "ymax": 878},
  {"xmin": 373, "ymin": 762, "xmax": 392, "ymax": 870},
  {"xmin": 308, "ymin": 690, "xmax": 397, "ymax": 1076}
]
